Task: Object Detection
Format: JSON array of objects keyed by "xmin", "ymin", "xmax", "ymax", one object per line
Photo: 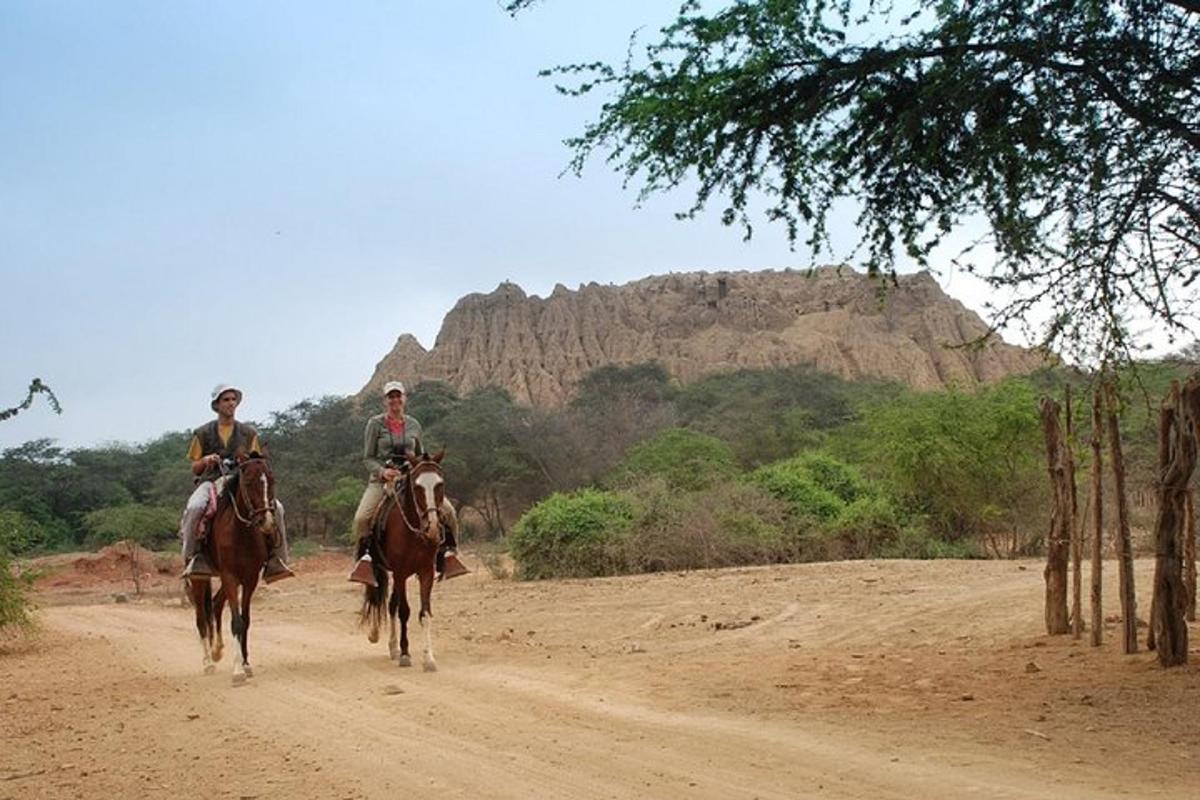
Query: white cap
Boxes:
[
  {"xmin": 382, "ymin": 380, "xmax": 406, "ymax": 397},
  {"xmin": 210, "ymin": 384, "xmax": 243, "ymax": 411}
]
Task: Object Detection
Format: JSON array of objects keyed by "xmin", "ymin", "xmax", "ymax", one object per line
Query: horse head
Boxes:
[
  {"xmin": 404, "ymin": 450, "xmax": 445, "ymax": 547},
  {"xmin": 233, "ymin": 448, "xmax": 277, "ymax": 533}
]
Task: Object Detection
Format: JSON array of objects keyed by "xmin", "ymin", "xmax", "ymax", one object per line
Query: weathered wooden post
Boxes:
[
  {"xmin": 1148, "ymin": 378, "xmax": 1197, "ymax": 667},
  {"xmin": 1090, "ymin": 388, "xmax": 1104, "ymax": 647},
  {"xmin": 1040, "ymin": 396, "xmax": 1071, "ymax": 635},
  {"xmin": 1186, "ymin": 488, "xmax": 1197, "ymax": 623},
  {"xmin": 1067, "ymin": 386, "xmax": 1083, "ymax": 639},
  {"xmin": 1104, "ymin": 381, "xmax": 1138, "ymax": 654}
]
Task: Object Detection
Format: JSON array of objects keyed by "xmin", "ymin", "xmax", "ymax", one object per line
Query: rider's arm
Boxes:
[
  {"xmin": 186, "ymin": 435, "xmax": 213, "ymax": 476},
  {"xmin": 363, "ymin": 417, "xmax": 386, "ymax": 480}
]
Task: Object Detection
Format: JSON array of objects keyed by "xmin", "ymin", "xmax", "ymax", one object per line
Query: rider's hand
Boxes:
[
  {"xmin": 207, "ymin": 454, "xmax": 221, "ymax": 467},
  {"xmin": 381, "ymin": 467, "xmax": 400, "ymax": 482}
]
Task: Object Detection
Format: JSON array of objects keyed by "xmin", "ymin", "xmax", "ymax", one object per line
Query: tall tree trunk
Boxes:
[
  {"xmin": 1090, "ymin": 389, "xmax": 1105, "ymax": 647},
  {"xmin": 1186, "ymin": 488, "xmax": 1197, "ymax": 623},
  {"xmin": 1105, "ymin": 381, "xmax": 1138, "ymax": 654},
  {"xmin": 1040, "ymin": 396, "xmax": 1071, "ymax": 635},
  {"xmin": 1149, "ymin": 379, "xmax": 1198, "ymax": 667}
]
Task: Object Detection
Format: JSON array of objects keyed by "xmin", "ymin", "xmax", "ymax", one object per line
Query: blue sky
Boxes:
[{"xmin": 1, "ymin": 1, "xmax": 1003, "ymax": 449}]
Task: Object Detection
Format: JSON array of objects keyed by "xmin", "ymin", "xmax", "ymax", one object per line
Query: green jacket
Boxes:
[{"xmin": 363, "ymin": 413, "xmax": 424, "ymax": 482}]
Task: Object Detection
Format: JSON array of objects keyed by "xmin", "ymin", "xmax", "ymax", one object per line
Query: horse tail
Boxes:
[{"xmin": 358, "ymin": 540, "xmax": 389, "ymax": 631}]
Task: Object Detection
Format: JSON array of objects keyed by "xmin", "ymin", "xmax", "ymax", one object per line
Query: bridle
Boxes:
[
  {"xmin": 395, "ymin": 461, "xmax": 444, "ymax": 540},
  {"xmin": 230, "ymin": 459, "xmax": 277, "ymax": 528}
]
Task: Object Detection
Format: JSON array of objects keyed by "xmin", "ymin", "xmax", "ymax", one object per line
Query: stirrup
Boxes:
[
  {"xmin": 348, "ymin": 553, "xmax": 378, "ymax": 588},
  {"xmin": 439, "ymin": 552, "xmax": 470, "ymax": 581}
]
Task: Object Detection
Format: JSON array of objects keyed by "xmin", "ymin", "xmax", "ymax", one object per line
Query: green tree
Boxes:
[
  {"xmin": 674, "ymin": 366, "xmax": 871, "ymax": 465},
  {"xmin": 608, "ymin": 427, "xmax": 739, "ymax": 492},
  {"xmin": 430, "ymin": 387, "xmax": 543, "ymax": 535},
  {"xmin": 82, "ymin": 503, "xmax": 179, "ymax": 595},
  {"xmin": 313, "ymin": 476, "xmax": 365, "ymax": 542},
  {"xmin": 1, "ymin": 378, "xmax": 60, "ymax": 422},
  {"xmin": 851, "ymin": 379, "xmax": 1047, "ymax": 553},
  {"xmin": 521, "ymin": 0, "xmax": 1198, "ymax": 359}
]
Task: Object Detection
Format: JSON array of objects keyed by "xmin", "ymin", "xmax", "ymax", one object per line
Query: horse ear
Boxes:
[
  {"xmin": 432, "ymin": 448, "xmax": 445, "ymax": 464},
  {"xmin": 405, "ymin": 452, "xmax": 419, "ymax": 467}
]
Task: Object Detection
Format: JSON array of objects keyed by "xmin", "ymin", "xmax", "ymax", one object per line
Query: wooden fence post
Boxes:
[
  {"xmin": 1104, "ymin": 381, "xmax": 1138, "ymax": 654},
  {"xmin": 1040, "ymin": 396, "xmax": 1071, "ymax": 635},
  {"xmin": 1090, "ymin": 389, "xmax": 1104, "ymax": 647}
]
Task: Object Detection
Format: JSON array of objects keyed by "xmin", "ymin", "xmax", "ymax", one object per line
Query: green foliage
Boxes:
[
  {"xmin": 608, "ymin": 428, "xmax": 737, "ymax": 492},
  {"xmin": 508, "ymin": 489, "xmax": 634, "ymax": 579},
  {"xmin": 406, "ymin": 381, "xmax": 460, "ymax": 430},
  {"xmin": 431, "ymin": 387, "xmax": 543, "ymax": 535},
  {"xmin": 618, "ymin": 478, "xmax": 795, "ymax": 573},
  {"xmin": 1, "ymin": 378, "xmax": 61, "ymax": 422},
  {"xmin": 313, "ymin": 476, "xmax": 365, "ymax": 542},
  {"xmin": 748, "ymin": 453, "xmax": 870, "ymax": 521},
  {"xmin": 850, "ymin": 379, "xmax": 1047, "ymax": 548},
  {"xmin": 82, "ymin": 504, "xmax": 179, "ymax": 548},
  {"xmin": 674, "ymin": 366, "xmax": 877, "ymax": 466},
  {"xmin": 0, "ymin": 547, "xmax": 34, "ymax": 632},
  {"xmin": 0, "ymin": 509, "xmax": 48, "ymax": 554},
  {"xmin": 531, "ymin": 0, "xmax": 1198, "ymax": 360}
]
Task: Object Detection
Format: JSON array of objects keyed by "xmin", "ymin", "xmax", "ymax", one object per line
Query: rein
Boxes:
[
  {"xmin": 393, "ymin": 465, "xmax": 443, "ymax": 537},
  {"xmin": 229, "ymin": 462, "xmax": 275, "ymax": 527}
]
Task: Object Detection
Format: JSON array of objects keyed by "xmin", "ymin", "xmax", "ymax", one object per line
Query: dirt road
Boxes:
[{"xmin": 3, "ymin": 556, "xmax": 1198, "ymax": 799}]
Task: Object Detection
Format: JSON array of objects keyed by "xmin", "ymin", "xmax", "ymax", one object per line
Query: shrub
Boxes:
[
  {"xmin": 509, "ymin": 489, "xmax": 634, "ymax": 579},
  {"xmin": 747, "ymin": 455, "xmax": 855, "ymax": 521},
  {"xmin": 617, "ymin": 479, "xmax": 796, "ymax": 572}
]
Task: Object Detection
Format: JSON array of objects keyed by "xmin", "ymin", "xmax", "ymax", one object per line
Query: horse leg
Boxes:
[
  {"xmin": 191, "ymin": 579, "xmax": 215, "ymax": 675},
  {"xmin": 396, "ymin": 575, "xmax": 412, "ymax": 667},
  {"xmin": 418, "ymin": 569, "xmax": 437, "ymax": 672},
  {"xmin": 241, "ymin": 577, "xmax": 257, "ymax": 678},
  {"xmin": 226, "ymin": 580, "xmax": 248, "ymax": 686},
  {"xmin": 388, "ymin": 580, "xmax": 401, "ymax": 662},
  {"xmin": 211, "ymin": 586, "xmax": 226, "ymax": 663}
]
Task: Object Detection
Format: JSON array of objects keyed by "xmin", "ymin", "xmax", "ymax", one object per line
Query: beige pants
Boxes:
[{"xmin": 352, "ymin": 480, "xmax": 459, "ymax": 543}]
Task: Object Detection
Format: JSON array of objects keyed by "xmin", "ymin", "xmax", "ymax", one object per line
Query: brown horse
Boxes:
[
  {"xmin": 189, "ymin": 451, "xmax": 278, "ymax": 685},
  {"xmin": 360, "ymin": 451, "xmax": 446, "ymax": 671}
]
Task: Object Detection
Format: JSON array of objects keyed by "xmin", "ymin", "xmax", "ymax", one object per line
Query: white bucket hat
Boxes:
[
  {"xmin": 382, "ymin": 380, "xmax": 406, "ymax": 397},
  {"xmin": 210, "ymin": 383, "xmax": 243, "ymax": 411}
]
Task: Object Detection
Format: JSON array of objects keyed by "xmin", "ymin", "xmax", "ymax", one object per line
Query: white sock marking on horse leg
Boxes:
[
  {"xmin": 388, "ymin": 611, "xmax": 399, "ymax": 661},
  {"xmin": 421, "ymin": 613, "xmax": 436, "ymax": 672},
  {"xmin": 200, "ymin": 634, "xmax": 214, "ymax": 675}
]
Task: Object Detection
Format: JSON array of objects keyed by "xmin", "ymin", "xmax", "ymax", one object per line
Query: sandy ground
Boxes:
[{"xmin": 2, "ymin": 552, "xmax": 1198, "ymax": 799}]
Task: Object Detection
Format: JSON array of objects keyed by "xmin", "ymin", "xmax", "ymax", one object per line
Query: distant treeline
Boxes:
[{"xmin": 0, "ymin": 359, "xmax": 1190, "ymax": 577}]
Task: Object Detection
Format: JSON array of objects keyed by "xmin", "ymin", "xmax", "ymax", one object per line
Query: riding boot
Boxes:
[
  {"xmin": 180, "ymin": 516, "xmax": 214, "ymax": 579},
  {"xmin": 262, "ymin": 546, "xmax": 295, "ymax": 584},
  {"xmin": 182, "ymin": 550, "xmax": 215, "ymax": 580},
  {"xmin": 348, "ymin": 536, "xmax": 378, "ymax": 587},
  {"xmin": 436, "ymin": 524, "xmax": 470, "ymax": 581}
]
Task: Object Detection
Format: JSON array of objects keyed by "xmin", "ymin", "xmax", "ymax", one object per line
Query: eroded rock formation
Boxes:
[{"xmin": 361, "ymin": 268, "xmax": 1047, "ymax": 404}]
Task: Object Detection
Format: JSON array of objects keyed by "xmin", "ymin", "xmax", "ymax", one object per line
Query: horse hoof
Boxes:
[
  {"xmin": 396, "ymin": 654, "xmax": 411, "ymax": 667},
  {"xmin": 243, "ymin": 665, "xmax": 254, "ymax": 678},
  {"xmin": 203, "ymin": 664, "xmax": 216, "ymax": 675},
  {"xmin": 368, "ymin": 629, "xmax": 380, "ymax": 644},
  {"xmin": 232, "ymin": 672, "xmax": 247, "ymax": 686},
  {"xmin": 423, "ymin": 660, "xmax": 438, "ymax": 673},
  {"xmin": 212, "ymin": 647, "xmax": 224, "ymax": 663}
]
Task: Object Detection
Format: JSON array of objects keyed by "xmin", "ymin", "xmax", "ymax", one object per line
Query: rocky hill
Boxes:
[{"xmin": 361, "ymin": 268, "xmax": 1047, "ymax": 405}]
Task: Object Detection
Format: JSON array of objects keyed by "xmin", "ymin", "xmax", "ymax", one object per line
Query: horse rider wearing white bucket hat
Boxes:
[{"xmin": 177, "ymin": 383, "xmax": 294, "ymax": 582}]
